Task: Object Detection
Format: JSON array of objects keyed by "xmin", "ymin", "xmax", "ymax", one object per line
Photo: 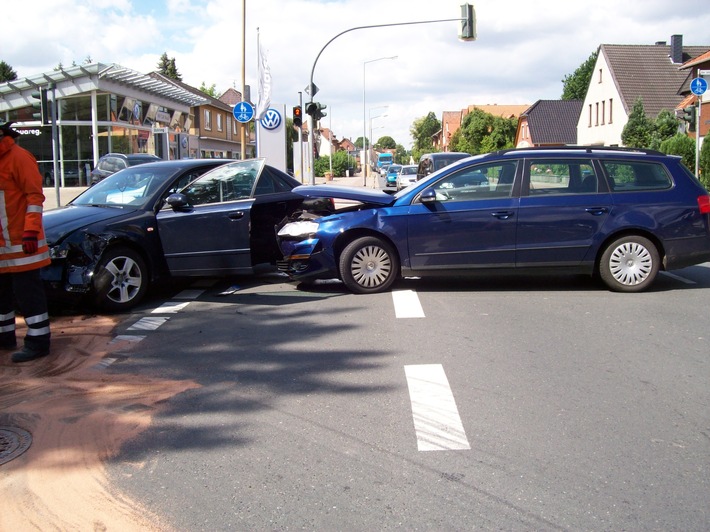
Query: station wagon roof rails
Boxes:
[{"xmin": 493, "ymin": 146, "xmax": 665, "ymax": 156}]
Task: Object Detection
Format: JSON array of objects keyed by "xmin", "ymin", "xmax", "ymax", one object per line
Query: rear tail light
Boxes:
[{"xmin": 698, "ymin": 195, "xmax": 710, "ymax": 214}]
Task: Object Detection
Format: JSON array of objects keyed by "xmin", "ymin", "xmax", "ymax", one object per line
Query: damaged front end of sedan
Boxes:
[
  {"xmin": 276, "ymin": 185, "xmax": 398, "ymax": 284},
  {"xmin": 41, "ymin": 231, "xmax": 112, "ymax": 299}
]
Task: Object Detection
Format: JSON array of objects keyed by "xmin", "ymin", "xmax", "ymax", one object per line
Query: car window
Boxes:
[
  {"xmin": 429, "ymin": 162, "xmax": 517, "ymax": 201},
  {"xmin": 73, "ymin": 166, "xmax": 175, "ymax": 208},
  {"xmin": 180, "ymin": 159, "xmax": 265, "ymax": 206},
  {"xmin": 600, "ymin": 161, "xmax": 672, "ymax": 191},
  {"xmin": 526, "ymin": 159, "xmax": 597, "ymax": 195},
  {"xmin": 253, "ymin": 167, "xmax": 293, "ymax": 196}
]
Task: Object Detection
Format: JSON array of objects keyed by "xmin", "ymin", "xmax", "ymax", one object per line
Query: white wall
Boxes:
[{"xmin": 577, "ymin": 52, "xmax": 628, "ymax": 146}]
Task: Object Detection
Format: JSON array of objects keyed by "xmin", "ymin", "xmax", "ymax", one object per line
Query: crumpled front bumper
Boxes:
[{"xmin": 276, "ymin": 237, "xmax": 336, "ymax": 281}]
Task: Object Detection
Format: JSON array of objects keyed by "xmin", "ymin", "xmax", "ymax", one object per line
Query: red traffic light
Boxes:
[{"xmin": 293, "ymin": 106, "xmax": 303, "ymax": 127}]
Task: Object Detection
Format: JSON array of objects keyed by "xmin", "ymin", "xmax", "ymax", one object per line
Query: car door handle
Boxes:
[
  {"xmin": 585, "ymin": 207, "xmax": 609, "ymax": 216},
  {"xmin": 228, "ymin": 211, "xmax": 245, "ymax": 220},
  {"xmin": 491, "ymin": 211, "xmax": 514, "ymax": 220}
]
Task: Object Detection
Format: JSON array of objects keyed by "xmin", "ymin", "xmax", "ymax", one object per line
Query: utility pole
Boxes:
[{"xmin": 305, "ymin": 5, "xmax": 476, "ymax": 185}]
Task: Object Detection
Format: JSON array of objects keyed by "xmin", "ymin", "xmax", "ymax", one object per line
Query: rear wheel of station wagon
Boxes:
[{"xmin": 599, "ymin": 235, "xmax": 659, "ymax": 292}]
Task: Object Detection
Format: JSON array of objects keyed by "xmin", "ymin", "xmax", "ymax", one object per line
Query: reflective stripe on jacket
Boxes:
[{"xmin": 0, "ymin": 136, "xmax": 51, "ymax": 273}]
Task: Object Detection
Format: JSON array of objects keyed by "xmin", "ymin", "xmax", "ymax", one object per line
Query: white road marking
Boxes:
[
  {"xmin": 127, "ymin": 316, "xmax": 170, "ymax": 331},
  {"xmin": 151, "ymin": 301, "xmax": 191, "ymax": 313},
  {"xmin": 660, "ymin": 271, "xmax": 696, "ymax": 284},
  {"xmin": 405, "ymin": 364, "xmax": 471, "ymax": 451},
  {"xmin": 392, "ymin": 290, "xmax": 425, "ymax": 318},
  {"xmin": 110, "ymin": 335, "xmax": 146, "ymax": 344}
]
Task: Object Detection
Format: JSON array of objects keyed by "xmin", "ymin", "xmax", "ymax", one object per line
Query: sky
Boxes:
[{"xmin": 4, "ymin": 0, "xmax": 710, "ymax": 149}]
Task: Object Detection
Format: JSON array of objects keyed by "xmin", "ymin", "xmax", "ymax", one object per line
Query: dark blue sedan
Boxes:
[
  {"xmin": 42, "ymin": 158, "xmax": 311, "ymax": 311},
  {"xmin": 277, "ymin": 147, "xmax": 710, "ymax": 294}
]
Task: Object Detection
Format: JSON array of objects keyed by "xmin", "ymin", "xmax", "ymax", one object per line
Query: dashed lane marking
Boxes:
[
  {"xmin": 151, "ymin": 301, "xmax": 191, "ymax": 314},
  {"xmin": 392, "ymin": 289, "xmax": 425, "ymax": 318},
  {"xmin": 127, "ymin": 316, "xmax": 170, "ymax": 331},
  {"xmin": 404, "ymin": 364, "xmax": 470, "ymax": 451}
]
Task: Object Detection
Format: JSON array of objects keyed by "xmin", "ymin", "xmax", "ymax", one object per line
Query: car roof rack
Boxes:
[{"xmin": 492, "ymin": 146, "xmax": 666, "ymax": 156}]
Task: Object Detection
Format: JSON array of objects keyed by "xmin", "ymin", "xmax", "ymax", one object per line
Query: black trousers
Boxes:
[{"xmin": 0, "ymin": 269, "xmax": 51, "ymax": 349}]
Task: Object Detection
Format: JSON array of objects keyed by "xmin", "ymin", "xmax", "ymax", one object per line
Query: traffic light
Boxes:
[
  {"xmin": 293, "ymin": 105, "xmax": 303, "ymax": 127},
  {"xmin": 305, "ymin": 102, "xmax": 327, "ymax": 121},
  {"xmin": 31, "ymin": 88, "xmax": 49, "ymax": 125},
  {"xmin": 459, "ymin": 3, "xmax": 476, "ymax": 42},
  {"xmin": 682, "ymin": 105, "xmax": 696, "ymax": 132}
]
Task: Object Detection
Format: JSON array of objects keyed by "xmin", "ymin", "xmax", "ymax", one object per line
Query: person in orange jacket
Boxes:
[{"xmin": 0, "ymin": 120, "xmax": 51, "ymax": 362}]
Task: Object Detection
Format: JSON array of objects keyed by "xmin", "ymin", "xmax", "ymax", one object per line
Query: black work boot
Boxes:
[{"xmin": 11, "ymin": 338, "xmax": 50, "ymax": 363}]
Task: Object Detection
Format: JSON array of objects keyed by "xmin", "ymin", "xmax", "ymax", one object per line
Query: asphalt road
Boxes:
[{"xmin": 97, "ymin": 266, "xmax": 710, "ymax": 531}]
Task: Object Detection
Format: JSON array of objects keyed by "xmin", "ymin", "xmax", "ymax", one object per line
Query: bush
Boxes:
[
  {"xmin": 659, "ymin": 134, "xmax": 695, "ymax": 173},
  {"xmin": 700, "ymin": 139, "xmax": 710, "ymax": 188},
  {"xmin": 313, "ymin": 151, "xmax": 355, "ymax": 177}
]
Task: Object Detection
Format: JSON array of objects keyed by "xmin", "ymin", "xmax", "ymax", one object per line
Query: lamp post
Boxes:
[
  {"xmin": 363, "ymin": 56, "xmax": 397, "ymax": 186},
  {"xmin": 369, "ymin": 111, "xmax": 387, "ymax": 187}
]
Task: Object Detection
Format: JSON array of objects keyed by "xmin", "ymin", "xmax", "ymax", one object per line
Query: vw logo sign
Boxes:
[{"xmin": 260, "ymin": 108, "xmax": 282, "ymax": 130}]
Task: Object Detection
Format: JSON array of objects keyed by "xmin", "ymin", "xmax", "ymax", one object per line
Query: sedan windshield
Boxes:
[{"xmin": 71, "ymin": 166, "xmax": 178, "ymax": 208}]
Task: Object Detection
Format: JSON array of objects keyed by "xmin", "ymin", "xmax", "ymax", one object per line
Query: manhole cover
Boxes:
[{"xmin": 0, "ymin": 426, "xmax": 32, "ymax": 465}]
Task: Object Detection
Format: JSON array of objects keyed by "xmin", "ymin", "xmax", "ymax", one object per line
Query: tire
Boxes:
[
  {"xmin": 92, "ymin": 246, "xmax": 149, "ymax": 312},
  {"xmin": 339, "ymin": 236, "xmax": 399, "ymax": 294},
  {"xmin": 599, "ymin": 235, "xmax": 659, "ymax": 292}
]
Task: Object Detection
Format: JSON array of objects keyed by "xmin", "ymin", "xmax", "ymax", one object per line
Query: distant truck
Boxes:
[{"xmin": 376, "ymin": 152, "xmax": 393, "ymax": 173}]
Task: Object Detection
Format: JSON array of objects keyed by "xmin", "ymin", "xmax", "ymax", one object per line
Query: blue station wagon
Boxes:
[{"xmin": 277, "ymin": 147, "xmax": 710, "ymax": 293}]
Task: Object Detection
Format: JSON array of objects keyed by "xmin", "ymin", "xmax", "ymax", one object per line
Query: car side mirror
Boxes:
[
  {"xmin": 420, "ymin": 188, "xmax": 438, "ymax": 203},
  {"xmin": 165, "ymin": 193, "xmax": 192, "ymax": 211}
]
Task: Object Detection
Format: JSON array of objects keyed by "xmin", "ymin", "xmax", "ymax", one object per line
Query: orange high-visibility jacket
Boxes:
[{"xmin": 0, "ymin": 136, "xmax": 51, "ymax": 273}]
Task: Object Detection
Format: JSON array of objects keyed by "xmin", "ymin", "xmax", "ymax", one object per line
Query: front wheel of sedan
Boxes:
[
  {"xmin": 339, "ymin": 236, "xmax": 400, "ymax": 294},
  {"xmin": 92, "ymin": 246, "xmax": 149, "ymax": 312},
  {"xmin": 599, "ymin": 235, "xmax": 659, "ymax": 292}
]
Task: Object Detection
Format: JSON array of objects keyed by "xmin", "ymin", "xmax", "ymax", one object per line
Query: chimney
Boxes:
[{"xmin": 670, "ymin": 34, "xmax": 683, "ymax": 64}]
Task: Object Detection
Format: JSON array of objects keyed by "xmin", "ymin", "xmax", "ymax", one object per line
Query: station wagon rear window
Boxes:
[{"xmin": 601, "ymin": 161, "xmax": 672, "ymax": 191}]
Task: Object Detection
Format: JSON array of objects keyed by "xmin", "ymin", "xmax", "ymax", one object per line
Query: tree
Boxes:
[
  {"xmin": 410, "ymin": 112, "xmax": 441, "ymax": 155},
  {"xmin": 0, "ymin": 61, "xmax": 18, "ymax": 82},
  {"xmin": 448, "ymin": 108, "xmax": 516, "ymax": 155},
  {"xmin": 561, "ymin": 49, "xmax": 598, "ymax": 100},
  {"xmin": 157, "ymin": 52, "xmax": 182, "ymax": 81},
  {"xmin": 621, "ymin": 98, "xmax": 653, "ymax": 148},
  {"xmin": 699, "ymin": 138, "xmax": 710, "ymax": 188},
  {"xmin": 659, "ymin": 134, "xmax": 695, "ymax": 174},
  {"xmin": 651, "ymin": 108, "xmax": 681, "ymax": 149},
  {"xmin": 199, "ymin": 82, "xmax": 218, "ymax": 98},
  {"xmin": 375, "ymin": 136, "xmax": 396, "ymax": 150},
  {"xmin": 353, "ymin": 137, "xmax": 368, "ymax": 149}
]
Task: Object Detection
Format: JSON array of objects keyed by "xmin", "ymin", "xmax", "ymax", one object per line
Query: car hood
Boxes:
[
  {"xmin": 43, "ymin": 205, "xmax": 134, "ymax": 243},
  {"xmin": 292, "ymin": 185, "xmax": 395, "ymax": 206}
]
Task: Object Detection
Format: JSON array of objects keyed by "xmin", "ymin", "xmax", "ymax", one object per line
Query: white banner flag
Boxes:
[{"xmin": 255, "ymin": 43, "xmax": 272, "ymax": 120}]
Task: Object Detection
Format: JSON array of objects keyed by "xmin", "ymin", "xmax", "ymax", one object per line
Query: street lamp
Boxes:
[
  {"xmin": 363, "ymin": 55, "xmax": 397, "ymax": 186},
  {"xmin": 369, "ymin": 111, "xmax": 387, "ymax": 186}
]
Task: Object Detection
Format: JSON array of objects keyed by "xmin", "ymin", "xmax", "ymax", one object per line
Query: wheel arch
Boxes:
[
  {"xmin": 594, "ymin": 229, "xmax": 666, "ymax": 276},
  {"xmin": 97, "ymin": 237, "xmax": 158, "ymax": 282},
  {"xmin": 332, "ymin": 229, "xmax": 402, "ymax": 277}
]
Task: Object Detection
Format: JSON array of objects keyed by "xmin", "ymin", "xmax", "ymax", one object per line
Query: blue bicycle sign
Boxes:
[{"xmin": 233, "ymin": 102, "xmax": 255, "ymax": 123}]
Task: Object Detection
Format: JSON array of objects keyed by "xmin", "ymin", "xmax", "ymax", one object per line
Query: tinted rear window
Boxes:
[{"xmin": 601, "ymin": 161, "xmax": 672, "ymax": 191}]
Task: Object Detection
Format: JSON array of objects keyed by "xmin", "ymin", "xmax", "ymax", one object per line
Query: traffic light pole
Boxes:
[
  {"xmin": 305, "ymin": 5, "xmax": 476, "ymax": 185},
  {"xmin": 48, "ymin": 83, "xmax": 60, "ymax": 207}
]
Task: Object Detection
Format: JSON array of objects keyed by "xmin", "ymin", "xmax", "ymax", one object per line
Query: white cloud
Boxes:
[{"xmin": 4, "ymin": 0, "xmax": 710, "ymax": 148}]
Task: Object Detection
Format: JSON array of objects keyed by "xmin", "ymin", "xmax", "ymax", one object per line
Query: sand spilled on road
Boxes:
[{"xmin": 0, "ymin": 315, "xmax": 199, "ymax": 531}]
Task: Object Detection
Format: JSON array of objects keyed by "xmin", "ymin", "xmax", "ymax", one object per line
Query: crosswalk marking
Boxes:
[
  {"xmin": 127, "ymin": 316, "xmax": 170, "ymax": 331},
  {"xmin": 405, "ymin": 364, "xmax": 470, "ymax": 451},
  {"xmin": 151, "ymin": 301, "xmax": 191, "ymax": 314},
  {"xmin": 392, "ymin": 289, "xmax": 425, "ymax": 318}
]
